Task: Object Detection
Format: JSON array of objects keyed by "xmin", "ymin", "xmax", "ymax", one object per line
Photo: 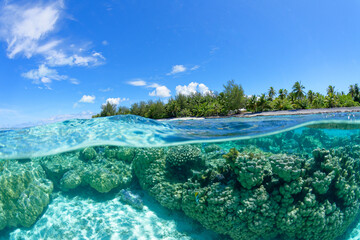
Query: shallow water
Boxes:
[{"xmin": 1, "ymin": 113, "xmax": 360, "ymax": 240}]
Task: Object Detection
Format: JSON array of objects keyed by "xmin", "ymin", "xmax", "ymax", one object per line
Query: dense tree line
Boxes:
[{"xmin": 92, "ymin": 81, "xmax": 360, "ymax": 119}]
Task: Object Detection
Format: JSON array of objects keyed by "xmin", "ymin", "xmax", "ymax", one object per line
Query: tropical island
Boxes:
[{"xmin": 93, "ymin": 81, "xmax": 360, "ymax": 119}]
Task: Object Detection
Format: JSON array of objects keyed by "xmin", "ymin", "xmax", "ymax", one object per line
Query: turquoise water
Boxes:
[{"xmin": 1, "ymin": 113, "xmax": 360, "ymax": 239}]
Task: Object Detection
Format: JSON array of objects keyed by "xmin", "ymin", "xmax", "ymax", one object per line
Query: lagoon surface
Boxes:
[{"xmin": 1, "ymin": 113, "xmax": 360, "ymax": 239}]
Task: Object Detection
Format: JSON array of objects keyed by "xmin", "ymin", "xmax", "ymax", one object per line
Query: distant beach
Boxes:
[
  {"xmin": 240, "ymin": 107, "xmax": 360, "ymax": 117},
  {"xmin": 159, "ymin": 107, "xmax": 360, "ymax": 121}
]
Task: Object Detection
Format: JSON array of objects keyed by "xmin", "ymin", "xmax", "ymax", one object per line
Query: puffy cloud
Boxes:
[
  {"xmin": 0, "ymin": 1, "xmax": 62, "ymax": 58},
  {"xmin": 105, "ymin": 97, "xmax": 129, "ymax": 105},
  {"xmin": 79, "ymin": 95, "xmax": 95, "ymax": 103},
  {"xmin": 127, "ymin": 79, "xmax": 147, "ymax": 86},
  {"xmin": 149, "ymin": 85, "xmax": 171, "ymax": 98},
  {"xmin": 176, "ymin": 82, "xmax": 198, "ymax": 96},
  {"xmin": 176, "ymin": 82, "xmax": 212, "ymax": 96},
  {"xmin": 167, "ymin": 65, "xmax": 186, "ymax": 75},
  {"xmin": 127, "ymin": 79, "xmax": 170, "ymax": 98},
  {"xmin": 198, "ymin": 83, "xmax": 212, "ymax": 95},
  {"xmin": 0, "ymin": 1, "xmax": 105, "ymax": 87},
  {"xmin": 22, "ymin": 64, "xmax": 70, "ymax": 87}
]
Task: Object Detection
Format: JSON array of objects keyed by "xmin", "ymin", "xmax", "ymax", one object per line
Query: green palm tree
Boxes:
[
  {"xmin": 292, "ymin": 81, "xmax": 305, "ymax": 100},
  {"xmin": 257, "ymin": 94, "xmax": 270, "ymax": 112},
  {"xmin": 350, "ymin": 84, "xmax": 360, "ymax": 102},
  {"xmin": 278, "ymin": 89, "xmax": 287, "ymax": 100},
  {"xmin": 325, "ymin": 94, "xmax": 338, "ymax": 108},
  {"xmin": 307, "ymin": 90, "xmax": 315, "ymax": 104},
  {"xmin": 349, "ymin": 85, "xmax": 355, "ymax": 97},
  {"xmin": 355, "ymin": 84, "xmax": 360, "ymax": 102},
  {"xmin": 327, "ymin": 85, "xmax": 335, "ymax": 96},
  {"xmin": 268, "ymin": 87, "xmax": 276, "ymax": 101},
  {"xmin": 247, "ymin": 95, "xmax": 257, "ymax": 112}
]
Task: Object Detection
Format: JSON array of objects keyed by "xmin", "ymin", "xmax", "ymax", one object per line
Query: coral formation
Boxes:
[
  {"xmin": 2, "ymin": 125, "xmax": 360, "ymax": 239},
  {"xmin": 79, "ymin": 147, "xmax": 97, "ymax": 161},
  {"xmin": 0, "ymin": 160, "xmax": 53, "ymax": 230},
  {"xmin": 166, "ymin": 145, "xmax": 202, "ymax": 169},
  {"xmin": 60, "ymin": 170, "xmax": 82, "ymax": 190},
  {"xmin": 39, "ymin": 147, "xmax": 133, "ymax": 193},
  {"xmin": 133, "ymin": 142, "xmax": 360, "ymax": 240}
]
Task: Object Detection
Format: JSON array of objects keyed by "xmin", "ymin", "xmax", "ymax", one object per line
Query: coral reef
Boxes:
[
  {"xmin": 79, "ymin": 147, "xmax": 97, "ymax": 161},
  {"xmin": 133, "ymin": 143, "xmax": 360, "ymax": 240},
  {"xmin": 0, "ymin": 160, "xmax": 53, "ymax": 230},
  {"xmin": 166, "ymin": 145, "xmax": 202, "ymax": 169},
  {"xmin": 39, "ymin": 147, "xmax": 133, "ymax": 193},
  {"xmin": 2, "ymin": 125, "xmax": 360, "ymax": 239}
]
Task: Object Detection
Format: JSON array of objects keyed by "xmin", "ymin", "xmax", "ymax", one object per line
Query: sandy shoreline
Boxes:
[
  {"xmin": 159, "ymin": 107, "xmax": 360, "ymax": 121},
  {"xmin": 240, "ymin": 107, "xmax": 360, "ymax": 117}
]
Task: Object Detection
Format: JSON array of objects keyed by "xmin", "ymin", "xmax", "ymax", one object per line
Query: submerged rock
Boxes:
[
  {"xmin": 60, "ymin": 170, "xmax": 82, "ymax": 191},
  {"xmin": 117, "ymin": 189, "xmax": 144, "ymax": 210}
]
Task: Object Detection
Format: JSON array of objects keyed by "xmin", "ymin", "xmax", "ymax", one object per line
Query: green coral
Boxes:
[
  {"xmin": 203, "ymin": 144, "xmax": 221, "ymax": 153},
  {"xmin": 60, "ymin": 170, "xmax": 82, "ymax": 191},
  {"xmin": 40, "ymin": 147, "xmax": 133, "ymax": 193},
  {"xmin": 166, "ymin": 145, "xmax": 202, "ymax": 168},
  {"xmin": 83, "ymin": 167, "xmax": 120, "ymax": 193},
  {"xmin": 0, "ymin": 161, "xmax": 53, "ymax": 230},
  {"xmin": 40, "ymin": 153, "xmax": 82, "ymax": 186},
  {"xmin": 79, "ymin": 147, "xmax": 97, "ymax": 161},
  {"xmin": 82, "ymin": 160, "xmax": 133, "ymax": 193},
  {"xmin": 116, "ymin": 147, "xmax": 136, "ymax": 163},
  {"xmin": 270, "ymin": 154, "xmax": 305, "ymax": 182},
  {"xmin": 226, "ymin": 150, "xmax": 271, "ymax": 189},
  {"xmin": 133, "ymin": 144, "xmax": 360, "ymax": 240}
]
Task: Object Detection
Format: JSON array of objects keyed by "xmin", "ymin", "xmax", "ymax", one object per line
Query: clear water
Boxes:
[{"xmin": 1, "ymin": 113, "xmax": 360, "ymax": 240}]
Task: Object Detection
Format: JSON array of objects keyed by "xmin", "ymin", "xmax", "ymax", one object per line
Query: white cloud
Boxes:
[
  {"xmin": 198, "ymin": 83, "xmax": 212, "ymax": 95},
  {"xmin": 210, "ymin": 47, "xmax": 219, "ymax": 55},
  {"xmin": 147, "ymin": 83, "xmax": 161, "ymax": 88},
  {"xmin": 126, "ymin": 79, "xmax": 170, "ymax": 98},
  {"xmin": 22, "ymin": 64, "xmax": 69, "ymax": 87},
  {"xmin": 176, "ymin": 82, "xmax": 212, "ymax": 96},
  {"xmin": 167, "ymin": 65, "xmax": 186, "ymax": 75},
  {"xmin": 0, "ymin": 1, "xmax": 105, "ymax": 87},
  {"xmin": 79, "ymin": 95, "xmax": 95, "ymax": 103},
  {"xmin": 99, "ymin": 88, "xmax": 112, "ymax": 92},
  {"xmin": 176, "ymin": 82, "xmax": 198, "ymax": 96},
  {"xmin": 128, "ymin": 79, "xmax": 147, "ymax": 86},
  {"xmin": 149, "ymin": 85, "xmax": 171, "ymax": 98},
  {"xmin": 70, "ymin": 78, "xmax": 79, "ymax": 85},
  {"xmin": 0, "ymin": 1, "xmax": 62, "ymax": 58},
  {"xmin": 191, "ymin": 65, "xmax": 200, "ymax": 71},
  {"xmin": 45, "ymin": 51, "xmax": 105, "ymax": 67},
  {"xmin": 105, "ymin": 97, "xmax": 129, "ymax": 105},
  {"xmin": 102, "ymin": 40, "xmax": 108, "ymax": 45}
]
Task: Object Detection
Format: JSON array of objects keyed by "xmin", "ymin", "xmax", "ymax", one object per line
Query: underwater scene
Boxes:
[{"xmin": 2, "ymin": 113, "xmax": 360, "ymax": 239}]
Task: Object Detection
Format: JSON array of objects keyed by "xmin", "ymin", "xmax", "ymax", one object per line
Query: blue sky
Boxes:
[{"xmin": 1, "ymin": 0, "xmax": 360, "ymax": 127}]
